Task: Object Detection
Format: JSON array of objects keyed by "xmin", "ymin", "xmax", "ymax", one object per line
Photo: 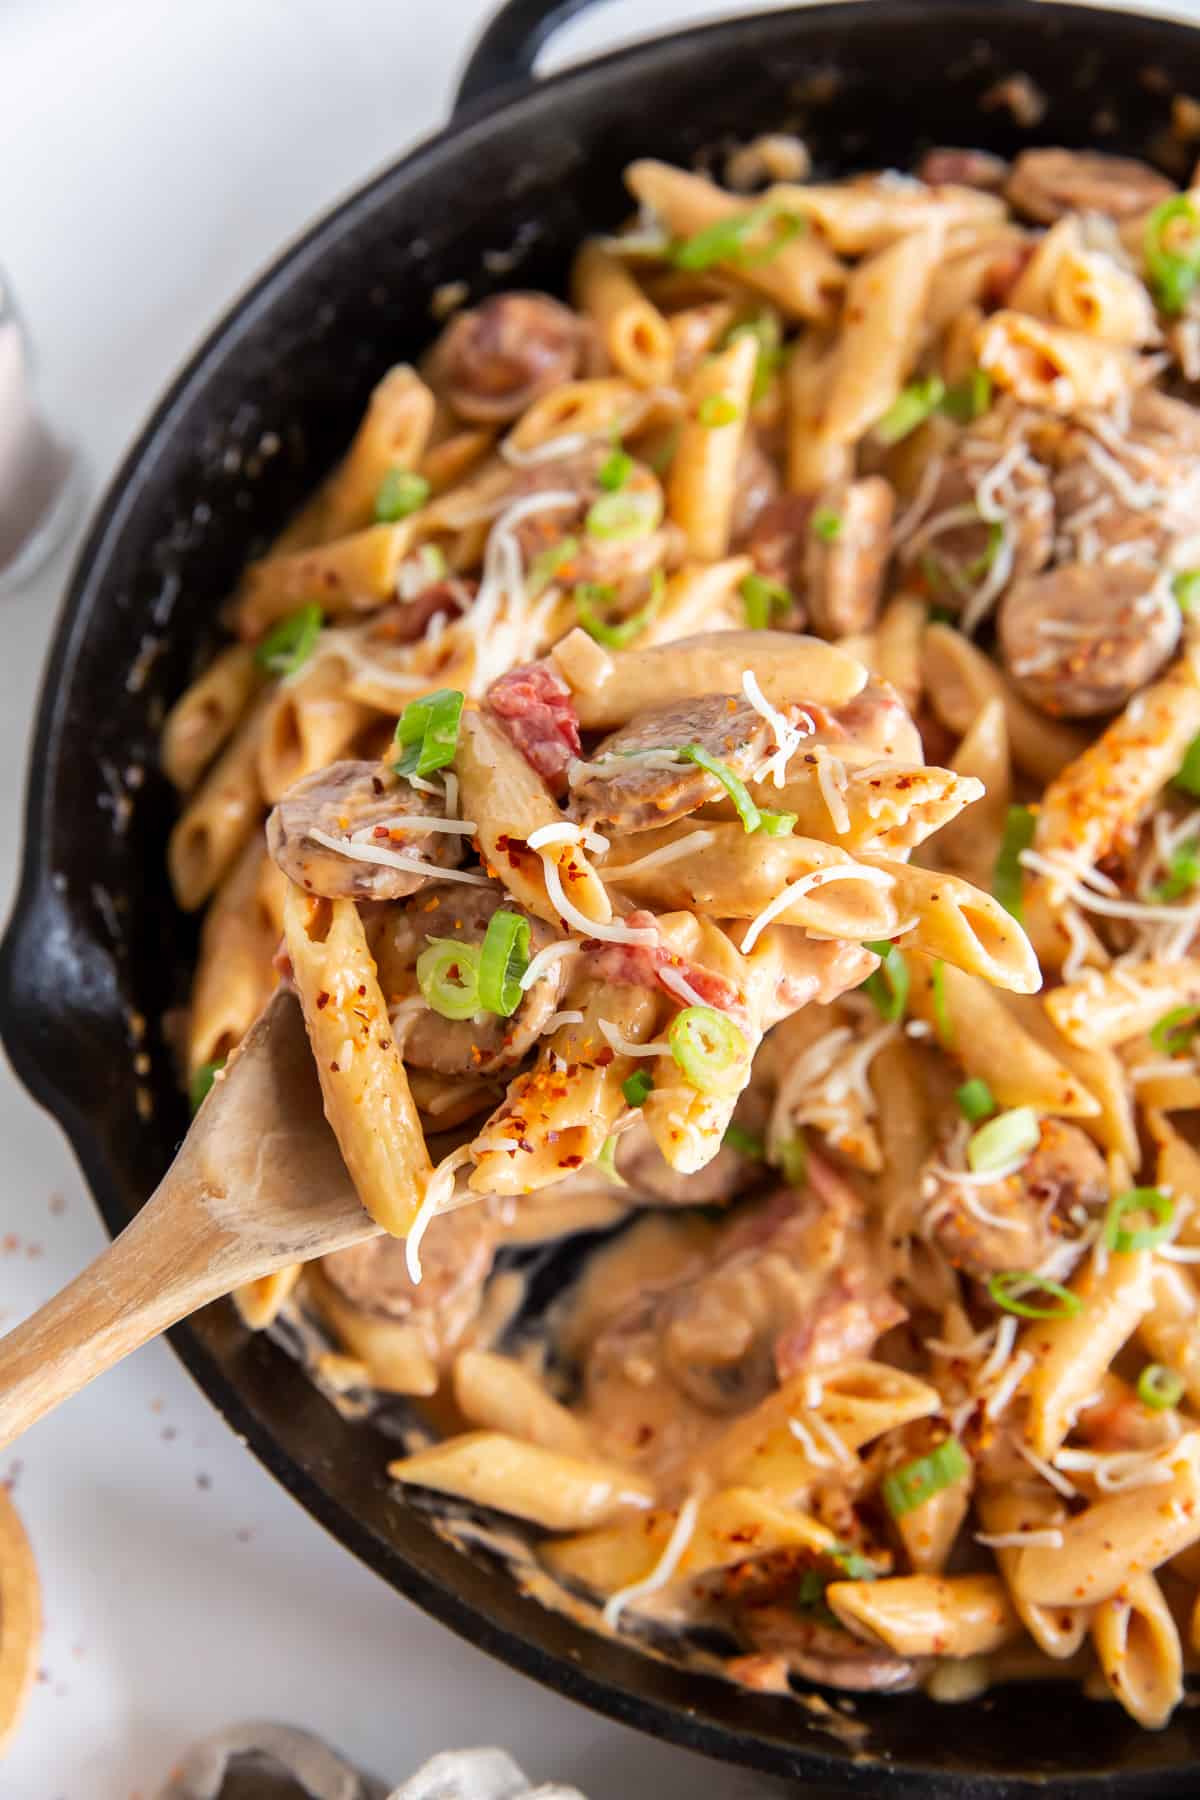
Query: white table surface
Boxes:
[{"xmin": 0, "ymin": 2, "xmax": 1196, "ymax": 1795}]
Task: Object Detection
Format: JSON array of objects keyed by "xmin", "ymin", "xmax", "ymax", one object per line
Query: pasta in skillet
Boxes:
[{"xmin": 168, "ymin": 136, "xmax": 1200, "ymax": 1729}]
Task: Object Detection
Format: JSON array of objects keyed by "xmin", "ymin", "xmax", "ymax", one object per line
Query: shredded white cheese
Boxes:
[
  {"xmin": 739, "ymin": 863, "xmax": 894, "ymax": 954},
  {"xmin": 407, "ymin": 1144, "xmax": 475, "ymax": 1283},
  {"xmin": 305, "ymin": 826, "xmax": 493, "ymax": 885},
  {"xmin": 741, "ymin": 667, "xmax": 807, "ymax": 786},
  {"xmin": 538, "ymin": 850, "xmax": 660, "ymax": 944},
  {"xmin": 657, "ymin": 965, "xmax": 709, "ymax": 1009},
  {"xmin": 815, "ymin": 751, "xmax": 851, "ymax": 835},
  {"xmin": 788, "ymin": 1417, "xmax": 835, "ymax": 1469},
  {"xmin": 975, "ymin": 1528, "xmax": 1064, "ymax": 1551},
  {"xmin": 603, "ymin": 829, "xmax": 716, "ymax": 882},
  {"xmin": 1053, "ymin": 1447, "xmax": 1175, "ymax": 1492},
  {"xmin": 603, "ymin": 1488, "xmax": 703, "ymax": 1629},
  {"xmin": 1016, "ymin": 1440, "xmax": 1079, "ymax": 1499},
  {"xmin": 527, "ymin": 820, "xmax": 609, "ymax": 855},
  {"xmin": 542, "ymin": 1009, "xmax": 585, "ymax": 1033},
  {"xmin": 519, "ymin": 939, "xmax": 579, "ymax": 992},
  {"xmin": 597, "ymin": 1019, "xmax": 674, "ymax": 1058}
]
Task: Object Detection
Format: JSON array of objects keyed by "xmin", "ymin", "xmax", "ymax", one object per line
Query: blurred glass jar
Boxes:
[{"xmin": 0, "ymin": 270, "xmax": 80, "ymax": 595}]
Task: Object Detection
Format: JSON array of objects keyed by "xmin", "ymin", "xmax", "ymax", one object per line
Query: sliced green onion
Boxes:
[
  {"xmin": 189, "ymin": 1059, "xmax": 225, "ymax": 1113},
  {"xmin": 645, "ymin": 424, "xmax": 681, "ymax": 476},
  {"xmin": 739, "ymin": 571, "xmax": 792, "ymax": 630},
  {"xmin": 1151, "ymin": 843, "xmax": 1200, "ymax": 904},
  {"xmin": 574, "ymin": 570, "xmax": 664, "ymax": 649},
  {"xmin": 1175, "ymin": 732, "xmax": 1200, "ymax": 799},
  {"xmin": 930, "ymin": 959, "xmax": 953, "ymax": 1048},
  {"xmin": 622, "ymin": 1069, "xmax": 653, "ymax": 1107},
  {"xmin": 1145, "ymin": 193, "xmax": 1200, "ymax": 315},
  {"xmin": 417, "ymin": 543, "xmax": 448, "ymax": 582},
  {"xmin": 477, "ymin": 909, "xmax": 531, "ymax": 1016},
  {"xmin": 963, "ymin": 518, "xmax": 1005, "ymax": 584},
  {"xmin": 966, "ymin": 1105, "xmax": 1040, "ymax": 1173},
  {"xmin": 993, "ymin": 804, "xmax": 1035, "ymax": 922},
  {"xmin": 255, "ymin": 603, "xmax": 323, "ymax": 677},
  {"xmin": 862, "ymin": 940, "xmax": 909, "ymax": 1022},
  {"xmin": 526, "ymin": 535, "xmax": 579, "ymax": 596},
  {"xmin": 393, "ymin": 687, "xmax": 464, "ymax": 778},
  {"xmin": 375, "ymin": 467, "xmax": 430, "ymax": 521},
  {"xmin": 1103, "ymin": 1186, "xmax": 1175, "ymax": 1254},
  {"xmin": 598, "ymin": 447, "xmax": 633, "ymax": 491},
  {"xmin": 722, "ymin": 311, "xmax": 785, "ymax": 402},
  {"xmin": 927, "ymin": 603, "xmax": 957, "ymax": 626},
  {"xmin": 956, "ymin": 1077, "xmax": 996, "ymax": 1124},
  {"xmin": 775, "ymin": 1135, "xmax": 808, "ymax": 1188},
  {"xmin": 585, "ymin": 488, "xmax": 663, "ymax": 541},
  {"xmin": 830, "ymin": 1543, "xmax": 880, "ymax": 1581},
  {"xmin": 987, "ymin": 1270, "xmax": 1083, "ymax": 1319},
  {"xmin": 668, "ymin": 1005, "xmax": 749, "ymax": 1095},
  {"xmin": 1150, "ymin": 1004, "xmax": 1200, "ymax": 1059},
  {"xmin": 756, "ymin": 809, "xmax": 797, "ymax": 837},
  {"xmin": 1173, "ymin": 569, "xmax": 1200, "ymax": 614},
  {"xmin": 415, "ymin": 939, "xmax": 480, "ymax": 1020},
  {"xmin": 882, "ymin": 1437, "xmax": 969, "ymax": 1518},
  {"xmin": 941, "ymin": 368, "xmax": 993, "ymax": 424},
  {"xmin": 679, "ymin": 743, "xmax": 762, "ymax": 834},
  {"xmin": 724, "ymin": 1123, "xmax": 765, "ymax": 1159},
  {"xmin": 1138, "ymin": 1363, "xmax": 1185, "ymax": 1410},
  {"xmin": 698, "ymin": 394, "xmax": 741, "ymax": 428},
  {"xmin": 595, "ymin": 1134, "xmax": 627, "ymax": 1185},
  {"xmin": 811, "ymin": 506, "xmax": 844, "ymax": 544},
  {"xmin": 669, "ymin": 202, "xmax": 805, "ymax": 273},
  {"xmin": 874, "ymin": 375, "xmax": 946, "ymax": 447}
]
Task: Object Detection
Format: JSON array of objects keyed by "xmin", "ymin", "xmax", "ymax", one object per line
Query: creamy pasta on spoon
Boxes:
[{"xmin": 163, "ymin": 137, "xmax": 1200, "ymax": 1730}]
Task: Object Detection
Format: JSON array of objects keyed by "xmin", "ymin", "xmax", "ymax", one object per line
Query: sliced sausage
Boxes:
[
  {"xmin": 745, "ymin": 494, "xmax": 812, "ymax": 623},
  {"xmin": 1005, "ymin": 148, "xmax": 1173, "ymax": 224},
  {"xmin": 809, "ymin": 678, "xmax": 924, "ymax": 763},
  {"xmin": 366, "ymin": 578, "xmax": 475, "ymax": 646},
  {"xmin": 925, "ymin": 1118, "xmax": 1108, "ymax": 1281},
  {"xmin": 487, "ymin": 661, "xmax": 581, "ymax": 794},
  {"xmin": 266, "ymin": 760, "xmax": 466, "ymax": 901},
  {"xmin": 998, "ymin": 563, "xmax": 1180, "ymax": 718},
  {"xmin": 804, "ymin": 475, "xmax": 895, "ymax": 638},
  {"xmin": 899, "ymin": 435, "xmax": 1053, "ymax": 607},
  {"xmin": 736, "ymin": 1604, "xmax": 918, "ymax": 1694},
  {"xmin": 918, "ymin": 147, "xmax": 1008, "ymax": 192},
  {"xmin": 505, "ymin": 445, "xmax": 678, "ymax": 589},
  {"xmin": 372, "ymin": 880, "xmax": 564, "ymax": 1076},
  {"xmin": 731, "ymin": 436, "xmax": 783, "ymax": 546},
  {"xmin": 433, "ymin": 291, "xmax": 587, "ymax": 422},
  {"xmin": 614, "ymin": 1114, "xmax": 763, "ymax": 1208},
  {"xmin": 567, "ymin": 694, "xmax": 777, "ymax": 833},
  {"xmin": 775, "ymin": 1283, "xmax": 906, "ymax": 1380}
]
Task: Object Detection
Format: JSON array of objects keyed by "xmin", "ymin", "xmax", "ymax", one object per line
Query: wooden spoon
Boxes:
[{"xmin": 0, "ymin": 988, "xmax": 378, "ymax": 1449}]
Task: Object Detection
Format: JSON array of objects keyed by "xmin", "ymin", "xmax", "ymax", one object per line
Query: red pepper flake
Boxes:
[
  {"xmin": 316, "ymin": 991, "xmax": 330, "ymax": 1009},
  {"xmin": 559, "ymin": 1154, "xmax": 584, "ymax": 1168}
]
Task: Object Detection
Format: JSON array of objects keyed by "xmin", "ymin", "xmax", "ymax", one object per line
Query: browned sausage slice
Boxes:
[
  {"xmin": 432, "ymin": 291, "xmax": 587, "ymax": 422},
  {"xmin": 321, "ymin": 1206, "xmax": 494, "ymax": 1321},
  {"xmin": 1005, "ymin": 148, "xmax": 1173, "ymax": 224},
  {"xmin": 998, "ymin": 563, "xmax": 1180, "ymax": 718},
  {"xmin": 918, "ymin": 147, "xmax": 1009, "ymax": 191},
  {"xmin": 925, "ymin": 1118, "xmax": 1108, "ymax": 1279},
  {"xmin": 371, "ymin": 880, "xmax": 564, "ymax": 1077},
  {"xmin": 567, "ymin": 694, "xmax": 776, "ymax": 833},
  {"xmin": 266, "ymin": 760, "xmax": 466, "ymax": 900},
  {"xmin": 805, "ymin": 475, "xmax": 895, "ymax": 638}
]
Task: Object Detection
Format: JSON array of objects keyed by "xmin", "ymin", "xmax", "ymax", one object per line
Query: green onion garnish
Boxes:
[
  {"xmin": 928, "ymin": 603, "xmax": 957, "ymax": 625},
  {"xmin": 1150, "ymin": 1004, "xmax": 1200, "ymax": 1058},
  {"xmin": 255, "ymin": 603, "xmax": 323, "ymax": 677},
  {"xmin": 595, "ymin": 1134, "xmax": 627, "ymax": 1185},
  {"xmin": 394, "ymin": 687, "xmax": 464, "ymax": 778},
  {"xmin": 874, "ymin": 375, "xmax": 946, "ymax": 447},
  {"xmin": 963, "ymin": 518, "xmax": 1005, "ymax": 584},
  {"xmin": 739, "ymin": 571, "xmax": 792, "ymax": 630},
  {"xmin": 941, "ymin": 368, "xmax": 993, "ymax": 424},
  {"xmin": 956, "ymin": 1077, "xmax": 996, "ymax": 1124},
  {"xmin": 1173, "ymin": 569, "xmax": 1200, "ymax": 613},
  {"xmin": 375, "ymin": 467, "xmax": 430, "ymax": 521},
  {"xmin": 1174, "ymin": 732, "xmax": 1200, "ymax": 799},
  {"xmin": 862, "ymin": 941, "xmax": 909, "ymax": 1022},
  {"xmin": 724, "ymin": 1123, "xmax": 765, "ymax": 1159},
  {"xmin": 882, "ymin": 1437, "xmax": 969, "ymax": 1518},
  {"xmin": 669, "ymin": 203, "xmax": 805, "ymax": 273},
  {"xmin": 698, "ymin": 394, "xmax": 740, "ymax": 428},
  {"xmin": 622, "ymin": 1069, "xmax": 653, "ymax": 1107},
  {"xmin": 415, "ymin": 939, "xmax": 481, "ymax": 1020},
  {"xmin": 477, "ymin": 909, "xmax": 531, "ymax": 1017},
  {"xmin": 774, "ymin": 1135, "xmax": 807, "ymax": 1187},
  {"xmin": 1144, "ymin": 193, "xmax": 1200, "ymax": 315},
  {"xmin": 574, "ymin": 570, "xmax": 664, "ymax": 649},
  {"xmin": 585, "ymin": 489, "xmax": 663, "ymax": 541},
  {"xmin": 756, "ymin": 808, "xmax": 798, "ymax": 836},
  {"xmin": 526, "ymin": 535, "xmax": 579, "ymax": 597},
  {"xmin": 598, "ymin": 447, "xmax": 633, "ymax": 491},
  {"xmin": 668, "ymin": 1005, "xmax": 749, "ymax": 1095},
  {"xmin": 722, "ymin": 311, "xmax": 785, "ymax": 403},
  {"xmin": 679, "ymin": 743, "xmax": 763, "ymax": 834},
  {"xmin": 189, "ymin": 1059, "xmax": 225, "ymax": 1113},
  {"xmin": 1103, "ymin": 1186, "xmax": 1175, "ymax": 1254},
  {"xmin": 1151, "ymin": 843, "xmax": 1200, "ymax": 904},
  {"xmin": 929, "ymin": 959, "xmax": 953, "ymax": 1048},
  {"xmin": 812, "ymin": 507, "xmax": 844, "ymax": 544},
  {"xmin": 993, "ymin": 804, "xmax": 1035, "ymax": 922},
  {"xmin": 966, "ymin": 1105, "xmax": 1040, "ymax": 1174},
  {"xmin": 987, "ymin": 1270, "xmax": 1083, "ymax": 1319},
  {"xmin": 1138, "ymin": 1363, "xmax": 1185, "ymax": 1410}
]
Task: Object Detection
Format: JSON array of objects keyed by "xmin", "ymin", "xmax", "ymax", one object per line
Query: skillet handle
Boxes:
[{"xmin": 454, "ymin": 0, "xmax": 607, "ymax": 111}]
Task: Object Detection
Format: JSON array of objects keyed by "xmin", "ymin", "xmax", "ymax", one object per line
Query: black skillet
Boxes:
[{"xmin": 3, "ymin": 1, "xmax": 1200, "ymax": 1791}]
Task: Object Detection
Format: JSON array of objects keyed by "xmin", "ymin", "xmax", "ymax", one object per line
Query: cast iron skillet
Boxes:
[{"xmin": 5, "ymin": 1, "xmax": 1200, "ymax": 1790}]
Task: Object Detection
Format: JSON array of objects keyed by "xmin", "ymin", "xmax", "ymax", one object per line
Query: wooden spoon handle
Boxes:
[{"xmin": 0, "ymin": 1176, "xmax": 242, "ymax": 1451}]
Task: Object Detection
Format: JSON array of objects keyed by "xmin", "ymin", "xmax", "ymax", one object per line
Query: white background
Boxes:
[{"xmin": 0, "ymin": 2, "xmax": 1194, "ymax": 1796}]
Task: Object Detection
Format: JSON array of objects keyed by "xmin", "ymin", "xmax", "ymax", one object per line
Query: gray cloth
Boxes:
[{"xmin": 158, "ymin": 1728, "xmax": 586, "ymax": 1800}]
